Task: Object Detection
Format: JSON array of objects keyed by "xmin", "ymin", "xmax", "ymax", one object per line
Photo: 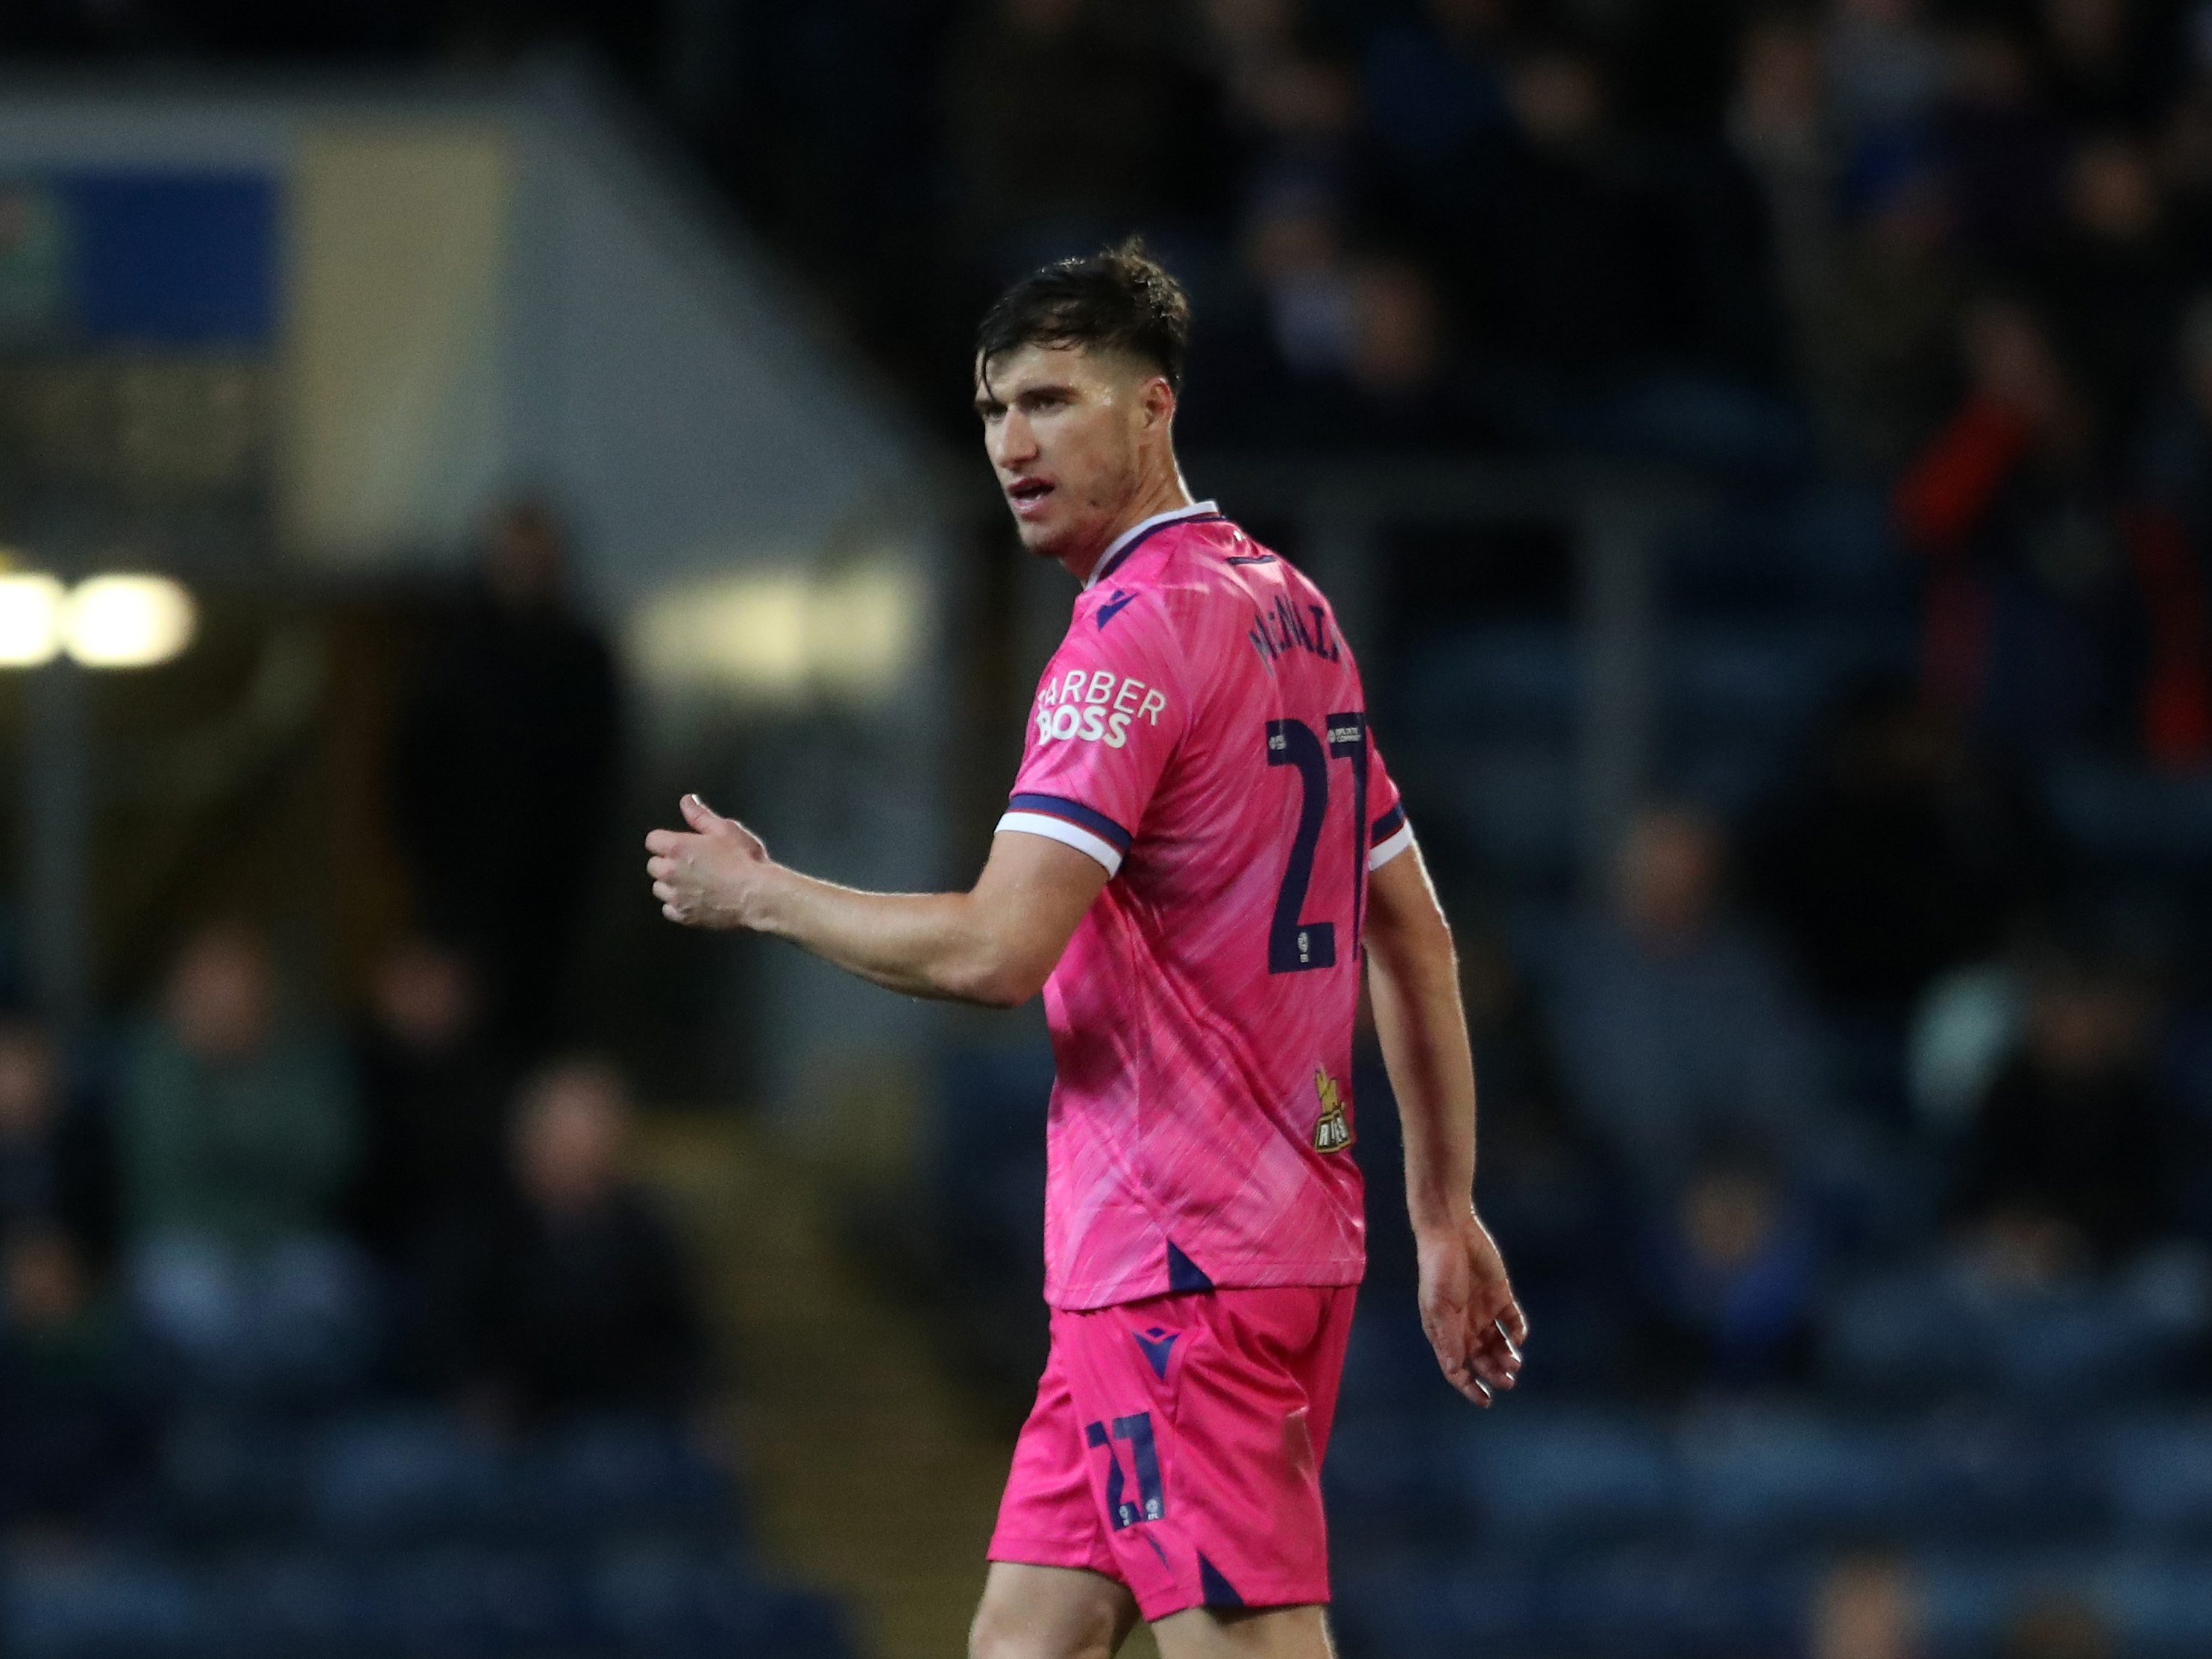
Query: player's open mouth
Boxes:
[{"xmin": 1007, "ymin": 478, "xmax": 1055, "ymax": 516}]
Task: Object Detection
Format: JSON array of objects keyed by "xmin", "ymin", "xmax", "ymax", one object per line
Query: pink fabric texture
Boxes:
[
  {"xmin": 997, "ymin": 506, "xmax": 1410, "ymax": 1310},
  {"xmin": 988, "ymin": 1285, "xmax": 1357, "ymax": 1619}
]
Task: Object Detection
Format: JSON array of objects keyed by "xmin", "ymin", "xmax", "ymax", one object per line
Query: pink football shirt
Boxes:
[{"xmin": 998, "ymin": 502, "xmax": 1415, "ymax": 1310}]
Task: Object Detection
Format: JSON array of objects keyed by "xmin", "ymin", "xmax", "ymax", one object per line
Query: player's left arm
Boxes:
[
  {"xmin": 647, "ymin": 794, "xmax": 1107, "ymax": 1008},
  {"xmin": 1365, "ymin": 841, "xmax": 1527, "ymax": 1405}
]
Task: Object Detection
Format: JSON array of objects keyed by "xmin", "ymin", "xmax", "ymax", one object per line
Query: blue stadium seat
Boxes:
[
  {"xmin": 210, "ymin": 1552, "xmax": 366, "ymax": 1659},
  {"xmin": 366, "ymin": 1546, "xmax": 580, "ymax": 1657},
  {"xmin": 1453, "ymin": 1409, "xmax": 1677, "ymax": 1547},
  {"xmin": 2096, "ymin": 1552, "xmax": 2212, "ymax": 1658},
  {"xmin": 1336, "ymin": 1311, "xmax": 1454, "ymax": 1420},
  {"xmin": 2, "ymin": 1551, "xmax": 212, "ymax": 1659},
  {"xmin": 1392, "ymin": 627, "xmax": 1580, "ymax": 745},
  {"xmin": 1413, "ymin": 742, "xmax": 1580, "ymax": 882},
  {"xmin": 1545, "ymin": 1546, "xmax": 1802, "ymax": 1658},
  {"xmin": 589, "ymin": 1546, "xmax": 852, "ymax": 1659},
  {"xmin": 1678, "ymin": 1405, "xmax": 1920, "ymax": 1546},
  {"xmin": 2107, "ymin": 1418, "xmax": 2212, "ymax": 1543},
  {"xmin": 1908, "ymin": 1412, "xmax": 2108, "ymax": 1546},
  {"xmin": 1330, "ymin": 1560, "xmax": 1550, "ymax": 1659},
  {"xmin": 514, "ymin": 1417, "xmax": 736, "ymax": 1546},
  {"xmin": 1323, "ymin": 1420, "xmax": 1455, "ymax": 1549},
  {"xmin": 305, "ymin": 1411, "xmax": 508, "ymax": 1546},
  {"xmin": 1662, "ymin": 486, "xmax": 1907, "ymax": 617},
  {"xmin": 2042, "ymin": 761, "xmax": 2212, "ymax": 873},
  {"xmin": 157, "ymin": 1414, "xmax": 310, "ymax": 1540},
  {"xmin": 1911, "ymin": 1552, "xmax": 2053, "ymax": 1658}
]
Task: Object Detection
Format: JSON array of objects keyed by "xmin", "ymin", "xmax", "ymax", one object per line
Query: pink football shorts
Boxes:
[{"xmin": 987, "ymin": 1284, "xmax": 1358, "ymax": 1622}]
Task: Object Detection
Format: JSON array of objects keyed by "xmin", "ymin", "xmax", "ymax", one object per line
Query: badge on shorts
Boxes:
[{"xmin": 1312, "ymin": 1067, "xmax": 1353, "ymax": 1152}]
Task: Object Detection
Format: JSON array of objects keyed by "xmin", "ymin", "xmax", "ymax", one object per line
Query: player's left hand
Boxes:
[
  {"xmin": 646, "ymin": 794, "xmax": 773, "ymax": 929},
  {"xmin": 1416, "ymin": 1208, "xmax": 1527, "ymax": 1408}
]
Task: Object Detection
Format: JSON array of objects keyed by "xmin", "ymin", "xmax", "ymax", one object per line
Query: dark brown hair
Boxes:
[{"xmin": 976, "ymin": 236, "xmax": 1191, "ymax": 392}]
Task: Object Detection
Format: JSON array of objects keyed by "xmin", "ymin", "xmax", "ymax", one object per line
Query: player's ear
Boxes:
[{"xmin": 1141, "ymin": 374, "xmax": 1177, "ymax": 429}]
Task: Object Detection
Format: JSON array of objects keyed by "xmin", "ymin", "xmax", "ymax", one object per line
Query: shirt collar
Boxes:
[{"xmin": 1083, "ymin": 500, "xmax": 1222, "ymax": 590}]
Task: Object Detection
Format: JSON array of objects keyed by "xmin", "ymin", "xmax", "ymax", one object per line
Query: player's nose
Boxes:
[{"xmin": 990, "ymin": 410, "xmax": 1038, "ymax": 466}]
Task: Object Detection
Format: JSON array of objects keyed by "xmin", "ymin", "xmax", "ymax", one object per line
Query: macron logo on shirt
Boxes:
[{"xmin": 1096, "ymin": 590, "xmax": 1137, "ymax": 629}]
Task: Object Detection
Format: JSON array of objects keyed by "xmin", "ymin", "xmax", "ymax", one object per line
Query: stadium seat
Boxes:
[
  {"xmin": 305, "ymin": 1411, "xmax": 508, "ymax": 1546},
  {"xmin": 1677, "ymin": 1404, "xmax": 1920, "ymax": 1546},
  {"xmin": 1392, "ymin": 627, "xmax": 1580, "ymax": 745},
  {"xmin": 1453, "ymin": 1409, "xmax": 1677, "ymax": 1547},
  {"xmin": 589, "ymin": 1545, "xmax": 852, "ymax": 1659},
  {"xmin": 2106, "ymin": 1417, "xmax": 2212, "ymax": 1543},
  {"xmin": 3, "ymin": 1551, "xmax": 211, "ymax": 1659},
  {"xmin": 2096, "ymin": 1551, "xmax": 2212, "ymax": 1658},
  {"xmin": 513, "ymin": 1417, "xmax": 737, "ymax": 1547},
  {"xmin": 2042, "ymin": 761, "xmax": 2212, "ymax": 874},
  {"xmin": 1545, "ymin": 1546, "xmax": 1803, "ymax": 1659},
  {"xmin": 1330, "ymin": 1560, "xmax": 1550, "ymax": 1659}
]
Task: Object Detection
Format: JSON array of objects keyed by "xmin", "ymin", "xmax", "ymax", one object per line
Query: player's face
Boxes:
[{"xmin": 975, "ymin": 343, "xmax": 1152, "ymax": 565}]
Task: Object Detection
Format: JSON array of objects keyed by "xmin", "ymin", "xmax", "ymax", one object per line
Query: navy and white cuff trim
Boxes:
[
  {"xmin": 1369, "ymin": 803, "xmax": 1413, "ymax": 871},
  {"xmin": 998, "ymin": 793, "xmax": 1134, "ymax": 876}
]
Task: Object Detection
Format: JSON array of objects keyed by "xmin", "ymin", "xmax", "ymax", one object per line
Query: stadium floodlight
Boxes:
[
  {"xmin": 631, "ymin": 562, "xmax": 918, "ymax": 700},
  {"xmin": 0, "ymin": 573, "xmax": 67, "ymax": 667},
  {"xmin": 63, "ymin": 574, "xmax": 197, "ymax": 668},
  {"xmin": 808, "ymin": 565, "xmax": 920, "ymax": 699}
]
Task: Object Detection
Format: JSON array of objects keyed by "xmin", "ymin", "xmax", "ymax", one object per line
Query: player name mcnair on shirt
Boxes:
[{"xmin": 996, "ymin": 502, "xmax": 1416, "ymax": 1311}]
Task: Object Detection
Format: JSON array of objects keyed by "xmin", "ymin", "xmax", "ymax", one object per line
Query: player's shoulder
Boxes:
[{"xmin": 1076, "ymin": 504, "xmax": 1300, "ymax": 638}]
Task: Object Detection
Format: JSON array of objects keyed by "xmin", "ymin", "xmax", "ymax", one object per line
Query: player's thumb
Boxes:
[{"xmin": 679, "ymin": 793, "xmax": 726, "ymax": 832}]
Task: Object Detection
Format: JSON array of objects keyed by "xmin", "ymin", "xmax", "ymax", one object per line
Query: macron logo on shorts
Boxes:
[{"xmin": 1134, "ymin": 1327, "xmax": 1178, "ymax": 1380}]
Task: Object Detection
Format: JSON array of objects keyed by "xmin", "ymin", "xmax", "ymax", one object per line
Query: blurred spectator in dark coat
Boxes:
[
  {"xmin": 118, "ymin": 921, "xmax": 367, "ymax": 1399},
  {"xmin": 1254, "ymin": 253, "xmax": 1489, "ymax": 451},
  {"xmin": 1634, "ymin": 1147, "xmax": 1823, "ymax": 1393},
  {"xmin": 1935, "ymin": 24, "xmax": 2068, "ymax": 268},
  {"xmin": 0, "ymin": 1228, "xmax": 151, "ymax": 1529},
  {"xmin": 0, "ymin": 1016, "xmax": 113, "ymax": 1262},
  {"xmin": 1823, "ymin": 0, "xmax": 1945, "ymax": 154},
  {"xmin": 1803, "ymin": 148, "xmax": 1968, "ymax": 477},
  {"xmin": 943, "ymin": 0, "xmax": 1224, "ymax": 270},
  {"xmin": 389, "ymin": 502, "xmax": 623, "ymax": 1057},
  {"xmin": 415, "ymin": 1058, "xmax": 704, "ymax": 1423},
  {"xmin": 346, "ymin": 938, "xmax": 514, "ymax": 1264},
  {"xmin": 1357, "ymin": 0, "xmax": 1513, "ymax": 223},
  {"xmin": 1747, "ymin": 685, "xmax": 2042, "ymax": 1018},
  {"xmin": 1457, "ymin": 38, "xmax": 1796, "ymax": 469},
  {"xmin": 2036, "ymin": 135, "xmax": 2184, "ymax": 441},
  {"xmin": 1732, "ymin": 10, "xmax": 1964, "ymax": 477},
  {"xmin": 1947, "ymin": 954, "xmax": 2172, "ymax": 1265},
  {"xmin": 1460, "ymin": 42, "xmax": 1688, "ymax": 381},
  {"xmin": 1538, "ymin": 804, "xmax": 1838, "ymax": 1201},
  {"xmin": 1895, "ymin": 298, "xmax": 2138, "ymax": 758},
  {"xmin": 2031, "ymin": 0, "xmax": 2178, "ymax": 129},
  {"xmin": 1732, "ymin": 11, "xmax": 1840, "ymax": 369}
]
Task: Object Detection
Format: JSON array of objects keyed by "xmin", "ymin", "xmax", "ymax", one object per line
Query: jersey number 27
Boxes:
[{"xmin": 1265, "ymin": 712, "xmax": 1369, "ymax": 974}]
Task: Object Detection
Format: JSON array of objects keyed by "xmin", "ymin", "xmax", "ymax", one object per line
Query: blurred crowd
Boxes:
[
  {"xmin": 1377, "ymin": 785, "xmax": 2212, "ymax": 1409},
  {"xmin": 0, "ymin": 502, "xmax": 710, "ymax": 1549}
]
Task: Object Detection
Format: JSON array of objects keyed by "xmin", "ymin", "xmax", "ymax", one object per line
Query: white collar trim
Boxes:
[{"xmin": 1083, "ymin": 500, "xmax": 1221, "ymax": 590}]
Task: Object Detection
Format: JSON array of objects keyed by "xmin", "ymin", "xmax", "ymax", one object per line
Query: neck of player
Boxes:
[{"xmin": 1066, "ymin": 460, "xmax": 1194, "ymax": 586}]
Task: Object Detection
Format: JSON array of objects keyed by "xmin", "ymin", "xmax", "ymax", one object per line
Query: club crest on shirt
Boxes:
[{"xmin": 1312, "ymin": 1067, "xmax": 1354, "ymax": 1152}]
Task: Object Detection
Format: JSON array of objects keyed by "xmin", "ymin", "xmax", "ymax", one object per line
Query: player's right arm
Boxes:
[
  {"xmin": 1364, "ymin": 841, "xmax": 1527, "ymax": 1405},
  {"xmin": 647, "ymin": 794, "xmax": 1107, "ymax": 1008}
]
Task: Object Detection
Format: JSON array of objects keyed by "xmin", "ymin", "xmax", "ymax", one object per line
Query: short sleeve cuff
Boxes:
[
  {"xmin": 997, "ymin": 794, "xmax": 1134, "ymax": 876},
  {"xmin": 1369, "ymin": 819, "xmax": 1415, "ymax": 871}
]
